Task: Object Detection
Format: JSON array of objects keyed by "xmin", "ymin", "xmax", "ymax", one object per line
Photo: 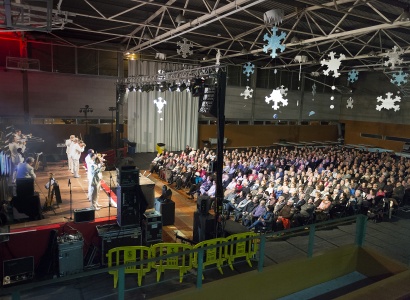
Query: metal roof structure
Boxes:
[{"xmin": 1, "ymin": 0, "xmax": 410, "ymax": 74}]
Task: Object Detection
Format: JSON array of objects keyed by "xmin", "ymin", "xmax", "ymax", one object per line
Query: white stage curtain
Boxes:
[{"xmin": 127, "ymin": 60, "xmax": 199, "ymax": 153}]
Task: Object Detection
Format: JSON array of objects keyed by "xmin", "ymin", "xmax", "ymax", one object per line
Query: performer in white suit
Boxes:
[
  {"xmin": 70, "ymin": 138, "xmax": 85, "ymax": 178},
  {"xmin": 65, "ymin": 135, "xmax": 75, "ymax": 172}
]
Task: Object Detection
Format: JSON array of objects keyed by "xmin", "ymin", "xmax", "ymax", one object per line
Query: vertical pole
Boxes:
[
  {"xmin": 215, "ymin": 71, "xmax": 226, "ymax": 238},
  {"xmin": 355, "ymin": 214, "xmax": 367, "ymax": 247},
  {"xmin": 196, "ymin": 249, "xmax": 204, "ymax": 289},
  {"xmin": 258, "ymin": 235, "xmax": 265, "ymax": 272},
  {"xmin": 307, "ymin": 224, "xmax": 315, "ymax": 258},
  {"xmin": 118, "ymin": 267, "xmax": 125, "ymax": 300}
]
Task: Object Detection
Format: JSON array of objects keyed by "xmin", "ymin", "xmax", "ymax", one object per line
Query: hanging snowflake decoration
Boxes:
[
  {"xmin": 177, "ymin": 38, "xmax": 194, "ymax": 58},
  {"xmin": 312, "ymin": 83, "xmax": 317, "ymax": 96},
  {"xmin": 376, "ymin": 92, "xmax": 401, "ymax": 112},
  {"xmin": 263, "ymin": 27, "xmax": 287, "ymax": 58},
  {"xmin": 384, "ymin": 46, "xmax": 404, "ymax": 70},
  {"xmin": 330, "ymin": 105, "xmax": 335, "ymax": 109},
  {"xmin": 153, "ymin": 97, "xmax": 167, "ymax": 113},
  {"xmin": 215, "ymin": 49, "xmax": 221, "ymax": 72},
  {"xmin": 240, "ymin": 86, "xmax": 253, "ymax": 99},
  {"xmin": 265, "ymin": 85, "xmax": 288, "ymax": 110},
  {"xmin": 391, "ymin": 71, "xmax": 408, "ymax": 86},
  {"xmin": 243, "ymin": 62, "xmax": 255, "ymax": 77},
  {"xmin": 321, "ymin": 52, "xmax": 346, "ymax": 78},
  {"xmin": 347, "ymin": 69, "xmax": 359, "ymax": 83},
  {"xmin": 346, "ymin": 97, "xmax": 354, "ymax": 109}
]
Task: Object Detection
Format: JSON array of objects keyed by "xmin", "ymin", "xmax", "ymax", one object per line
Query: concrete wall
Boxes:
[
  {"xmin": 0, "ymin": 69, "xmax": 117, "ymax": 118},
  {"xmin": 155, "ymin": 245, "xmax": 408, "ymax": 300}
]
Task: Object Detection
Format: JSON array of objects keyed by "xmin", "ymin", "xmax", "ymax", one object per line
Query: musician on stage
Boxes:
[
  {"xmin": 70, "ymin": 138, "xmax": 85, "ymax": 178},
  {"xmin": 9, "ymin": 135, "xmax": 26, "ymax": 184},
  {"xmin": 16, "ymin": 157, "xmax": 36, "ymax": 180},
  {"xmin": 85, "ymin": 149, "xmax": 95, "ymax": 200},
  {"xmin": 90, "ymin": 155, "xmax": 104, "ymax": 210},
  {"xmin": 65, "ymin": 135, "xmax": 75, "ymax": 173}
]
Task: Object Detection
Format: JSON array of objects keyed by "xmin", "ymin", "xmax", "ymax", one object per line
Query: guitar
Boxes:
[{"xmin": 43, "ymin": 173, "xmax": 54, "ymax": 210}]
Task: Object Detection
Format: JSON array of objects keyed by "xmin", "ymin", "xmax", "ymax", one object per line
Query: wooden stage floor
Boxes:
[{"xmin": 10, "ymin": 161, "xmax": 199, "ymax": 243}]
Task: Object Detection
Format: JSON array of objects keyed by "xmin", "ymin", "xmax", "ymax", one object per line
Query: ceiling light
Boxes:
[
  {"xmin": 241, "ymin": 47, "xmax": 249, "ymax": 54},
  {"xmin": 290, "ymin": 36, "xmax": 300, "ymax": 43},
  {"xmin": 264, "ymin": 9, "xmax": 284, "ymax": 26},
  {"xmin": 398, "ymin": 9, "xmax": 410, "ymax": 21},
  {"xmin": 175, "ymin": 10, "xmax": 187, "ymax": 25},
  {"xmin": 294, "ymin": 55, "xmax": 308, "ymax": 63},
  {"xmin": 142, "ymin": 32, "xmax": 152, "ymax": 40}
]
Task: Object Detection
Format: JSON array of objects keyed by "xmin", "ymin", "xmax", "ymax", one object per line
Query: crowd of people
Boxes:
[{"xmin": 150, "ymin": 144, "xmax": 410, "ymax": 231}]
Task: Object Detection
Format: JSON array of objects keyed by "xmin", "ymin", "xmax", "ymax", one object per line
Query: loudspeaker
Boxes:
[
  {"xmin": 117, "ymin": 166, "xmax": 139, "ymax": 186},
  {"xmin": 117, "ymin": 186, "xmax": 140, "ymax": 227},
  {"xmin": 16, "ymin": 178, "xmax": 34, "ymax": 198},
  {"xmin": 197, "ymin": 195, "xmax": 211, "ymax": 215},
  {"xmin": 3, "ymin": 257, "xmax": 34, "ymax": 285},
  {"xmin": 193, "ymin": 211, "xmax": 215, "ymax": 243},
  {"xmin": 74, "ymin": 208, "xmax": 95, "ymax": 223},
  {"xmin": 154, "ymin": 199, "xmax": 175, "ymax": 226}
]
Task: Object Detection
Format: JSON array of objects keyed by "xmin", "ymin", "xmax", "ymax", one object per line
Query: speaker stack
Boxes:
[{"xmin": 116, "ymin": 166, "xmax": 140, "ymax": 227}]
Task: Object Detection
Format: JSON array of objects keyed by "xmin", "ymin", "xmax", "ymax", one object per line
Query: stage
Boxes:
[{"xmin": 1, "ymin": 156, "xmax": 202, "ymax": 280}]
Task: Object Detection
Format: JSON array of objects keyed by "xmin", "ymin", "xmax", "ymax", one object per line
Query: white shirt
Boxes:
[{"xmin": 70, "ymin": 143, "xmax": 84, "ymax": 160}]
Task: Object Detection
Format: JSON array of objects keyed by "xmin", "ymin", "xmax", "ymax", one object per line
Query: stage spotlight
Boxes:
[
  {"xmin": 169, "ymin": 83, "xmax": 178, "ymax": 92},
  {"xmin": 137, "ymin": 86, "xmax": 142, "ymax": 92},
  {"xmin": 179, "ymin": 82, "xmax": 187, "ymax": 92}
]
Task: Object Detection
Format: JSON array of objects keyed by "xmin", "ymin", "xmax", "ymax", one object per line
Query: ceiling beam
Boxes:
[{"xmin": 129, "ymin": 0, "xmax": 265, "ymax": 52}]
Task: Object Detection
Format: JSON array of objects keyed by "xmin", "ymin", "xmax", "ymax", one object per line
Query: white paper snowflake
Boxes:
[
  {"xmin": 376, "ymin": 92, "xmax": 401, "ymax": 112},
  {"xmin": 263, "ymin": 27, "xmax": 287, "ymax": 58},
  {"xmin": 177, "ymin": 38, "xmax": 193, "ymax": 58},
  {"xmin": 347, "ymin": 69, "xmax": 359, "ymax": 83},
  {"xmin": 265, "ymin": 86, "xmax": 288, "ymax": 110},
  {"xmin": 243, "ymin": 62, "xmax": 255, "ymax": 77},
  {"xmin": 321, "ymin": 52, "xmax": 346, "ymax": 78},
  {"xmin": 391, "ymin": 71, "xmax": 408, "ymax": 86},
  {"xmin": 240, "ymin": 86, "xmax": 253, "ymax": 99},
  {"xmin": 153, "ymin": 97, "xmax": 167, "ymax": 113},
  {"xmin": 346, "ymin": 97, "xmax": 354, "ymax": 109},
  {"xmin": 384, "ymin": 46, "xmax": 404, "ymax": 70}
]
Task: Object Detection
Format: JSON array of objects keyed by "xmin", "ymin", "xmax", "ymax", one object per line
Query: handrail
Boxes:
[{"xmin": 0, "ymin": 214, "xmax": 367, "ymax": 299}]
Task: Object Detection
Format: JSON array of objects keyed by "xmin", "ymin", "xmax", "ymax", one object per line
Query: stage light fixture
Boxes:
[
  {"xmin": 179, "ymin": 82, "xmax": 187, "ymax": 92},
  {"xmin": 169, "ymin": 83, "xmax": 178, "ymax": 92}
]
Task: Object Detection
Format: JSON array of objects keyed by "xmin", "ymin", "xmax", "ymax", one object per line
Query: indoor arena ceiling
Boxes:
[{"xmin": 1, "ymin": 0, "xmax": 410, "ymax": 74}]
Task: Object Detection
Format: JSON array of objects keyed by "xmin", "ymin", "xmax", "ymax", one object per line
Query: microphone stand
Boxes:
[{"xmin": 64, "ymin": 179, "xmax": 73, "ymax": 221}]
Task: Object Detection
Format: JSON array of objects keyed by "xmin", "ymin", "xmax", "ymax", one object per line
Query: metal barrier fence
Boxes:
[{"xmin": 0, "ymin": 214, "xmax": 367, "ymax": 300}]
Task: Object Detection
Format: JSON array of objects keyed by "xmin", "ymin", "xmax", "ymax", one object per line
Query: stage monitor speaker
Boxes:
[
  {"xmin": 74, "ymin": 208, "xmax": 95, "ymax": 223},
  {"xmin": 154, "ymin": 199, "xmax": 175, "ymax": 226},
  {"xmin": 116, "ymin": 186, "xmax": 140, "ymax": 227},
  {"xmin": 197, "ymin": 195, "xmax": 211, "ymax": 215},
  {"xmin": 16, "ymin": 178, "xmax": 34, "ymax": 198},
  {"xmin": 193, "ymin": 211, "xmax": 215, "ymax": 243},
  {"xmin": 117, "ymin": 166, "xmax": 139, "ymax": 186},
  {"xmin": 3, "ymin": 256, "xmax": 34, "ymax": 286}
]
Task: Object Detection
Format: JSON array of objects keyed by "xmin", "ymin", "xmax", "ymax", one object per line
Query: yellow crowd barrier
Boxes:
[
  {"xmin": 151, "ymin": 243, "xmax": 193, "ymax": 283},
  {"xmin": 107, "ymin": 235, "xmax": 258, "ymax": 287}
]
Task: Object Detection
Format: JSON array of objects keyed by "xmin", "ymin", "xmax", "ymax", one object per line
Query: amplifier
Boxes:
[
  {"xmin": 97, "ymin": 224, "xmax": 142, "ymax": 265},
  {"xmin": 74, "ymin": 208, "xmax": 95, "ymax": 223},
  {"xmin": 58, "ymin": 238, "xmax": 84, "ymax": 277},
  {"xmin": 3, "ymin": 256, "xmax": 34, "ymax": 286}
]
